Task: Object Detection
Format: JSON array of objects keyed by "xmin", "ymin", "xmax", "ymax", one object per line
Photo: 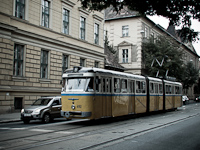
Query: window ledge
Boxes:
[
  {"xmin": 121, "ymin": 36, "xmax": 130, "ymax": 38},
  {"xmin": 12, "ymin": 76, "xmax": 27, "ymax": 82},
  {"xmin": 39, "ymin": 78, "xmax": 51, "ymax": 83}
]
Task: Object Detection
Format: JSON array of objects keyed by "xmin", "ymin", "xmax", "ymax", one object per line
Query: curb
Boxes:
[{"xmin": 0, "ymin": 119, "xmax": 21, "ymax": 124}]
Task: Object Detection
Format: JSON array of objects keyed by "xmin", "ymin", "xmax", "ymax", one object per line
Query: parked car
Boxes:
[
  {"xmin": 195, "ymin": 96, "xmax": 200, "ymax": 102},
  {"xmin": 21, "ymin": 96, "xmax": 62, "ymax": 124},
  {"xmin": 182, "ymin": 95, "xmax": 189, "ymax": 105}
]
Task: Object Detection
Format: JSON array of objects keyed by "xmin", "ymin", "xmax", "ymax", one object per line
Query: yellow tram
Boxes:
[{"xmin": 61, "ymin": 67, "xmax": 182, "ymax": 120}]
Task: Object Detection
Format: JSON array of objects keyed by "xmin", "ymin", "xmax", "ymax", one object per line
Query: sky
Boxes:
[{"xmin": 147, "ymin": 15, "xmax": 200, "ymax": 57}]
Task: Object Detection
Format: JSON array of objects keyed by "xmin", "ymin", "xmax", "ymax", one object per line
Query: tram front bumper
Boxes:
[{"xmin": 61, "ymin": 110, "xmax": 91, "ymax": 118}]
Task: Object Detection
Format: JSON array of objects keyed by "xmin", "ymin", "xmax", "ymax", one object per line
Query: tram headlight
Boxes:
[{"xmin": 71, "ymin": 105, "xmax": 75, "ymax": 110}]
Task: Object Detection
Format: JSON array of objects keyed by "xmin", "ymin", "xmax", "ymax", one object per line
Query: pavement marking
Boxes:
[
  {"xmin": 10, "ymin": 128, "xmax": 26, "ymax": 130},
  {"xmin": 55, "ymin": 131, "xmax": 73, "ymax": 134},
  {"xmin": 0, "ymin": 127, "xmax": 10, "ymax": 130},
  {"xmin": 0, "ymin": 127, "xmax": 27, "ymax": 130},
  {"xmin": 30, "ymin": 129, "xmax": 54, "ymax": 132}
]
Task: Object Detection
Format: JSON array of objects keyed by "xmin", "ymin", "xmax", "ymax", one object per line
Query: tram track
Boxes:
[
  {"xmin": 80, "ymin": 113, "xmax": 200, "ymax": 150},
  {"xmin": 0, "ymin": 115, "xmax": 147, "ymax": 149},
  {"xmin": 0, "ymin": 117, "xmax": 130, "ymax": 149},
  {"xmin": 2, "ymin": 112, "xmax": 199, "ymax": 150}
]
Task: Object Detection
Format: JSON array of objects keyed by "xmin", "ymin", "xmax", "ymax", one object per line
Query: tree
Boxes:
[
  {"xmin": 79, "ymin": 0, "xmax": 200, "ymax": 42},
  {"xmin": 194, "ymin": 78, "xmax": 200, "ymax": 94},
  {"xmin": 142, "ymin": 36, "xmax": 199, "ymax": 91},
  {"xmin": 182, "ymin": 61, "xmax": 199, "ymax": 91},
  {"xmin": 142, "ymin": 36, "xmax": 184, "ymax": 81},
  {"xmin": 104, "ymin": 32, "xmax": 123, "ymax": 70}
]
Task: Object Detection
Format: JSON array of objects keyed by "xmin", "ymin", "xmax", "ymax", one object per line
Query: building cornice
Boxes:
[{"xmin": 61, "ymin": 0, "xmax": 75, "ymax": 7}]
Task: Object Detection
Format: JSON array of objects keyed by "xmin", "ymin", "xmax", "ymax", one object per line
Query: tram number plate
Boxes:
[
  {"xmin": 77, "ymin": 105, "xmax": 82, "ymax": 108},
  {"xmin": 24, "ymin": 114, "xmax": 31, "ymax": 117}
]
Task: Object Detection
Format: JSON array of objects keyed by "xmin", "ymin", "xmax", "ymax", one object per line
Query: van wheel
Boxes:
[
  {"xmin": 42, "ymin": 113, "xmax": 51, "ymax": 123},
  {"xmin": 23, "ymin": 120, "xmax": 30, "ymax": 124}
]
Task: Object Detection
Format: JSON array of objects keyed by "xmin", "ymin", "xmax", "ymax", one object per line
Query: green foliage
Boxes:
[
  {"xmin": 79, "ymin": 0, "xmax": 200, "ymax": 42},
  {"xmin": 104, "ymin": 32, "xmax": 116, "ymax": 54},
  {"xmin": 142, "ymin": 36, "xmax": 199, "ymax": 89},
  {"xmin": 142, "ymin": 36, "xmax": 184, "ymax": 80},
  {"xmin": 182, "ymin": 61, "xmax": 199, "ymax": 89},
  {"xmin": 194, "ymin": 78, "xmax": 200, "ymax": 94}
]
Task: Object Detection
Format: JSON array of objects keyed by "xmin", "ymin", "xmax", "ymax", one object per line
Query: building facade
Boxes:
[
  {"xmin": 104, "ymin": 7, "xmax": 199, "ymax": 98},
  {"xmin": 0, "ymin": 0, "xmax": 104, "ymax": 113}
]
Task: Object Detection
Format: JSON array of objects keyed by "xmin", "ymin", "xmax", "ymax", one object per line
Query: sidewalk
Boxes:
[{"xmin": 0, "ymin": 112, "xmax": 21, "ymax": 123}]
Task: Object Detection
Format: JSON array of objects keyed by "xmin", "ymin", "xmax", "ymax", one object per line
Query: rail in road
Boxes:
[{"xmin": 0, "ymin": 103, "xmax": 199, "ymax": 150}]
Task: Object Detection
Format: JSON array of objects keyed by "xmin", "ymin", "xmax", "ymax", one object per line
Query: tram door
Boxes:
[
  {"xmin": 172, "ymin": 85, "xmax": 175, "ymax": 109},
  {"xmin": 128, "ymin": 80, "xmax": 135, "ymax": 114},
  {"xmin": 149, "ymin": 82, "xmax": 159, "ymax": 111},
  {"xmin": 102, "ymin": 77, "xmax": 112, "ymax": 117},
  {"xmin": 154, "ymin": 83, "xmax": 159, "ymax": 111}
]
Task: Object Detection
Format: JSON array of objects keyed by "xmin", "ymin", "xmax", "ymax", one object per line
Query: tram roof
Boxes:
[
  {"xmin": 147, "ymin": 77, "xmax": 162, "ymax": 82},
  {"xmin": 164, "ymin": 80, "xmax": 182, "ymax": 86},
  {"xmin": 63, "ymin": 67, "xmax": 146, "ymax": 79}
]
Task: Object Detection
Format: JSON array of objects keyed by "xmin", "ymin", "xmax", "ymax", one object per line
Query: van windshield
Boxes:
[{"xmin": 32, "ymin": 98, "xmax": 52, "ymax": 105}]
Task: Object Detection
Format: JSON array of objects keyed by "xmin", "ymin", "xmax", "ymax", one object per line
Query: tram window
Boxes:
[
  {"xmin": 136, "ymin": 81, "xmax": 146, "ymax": 93},
  {"xmin": 179, "ymin": 86, "xmax": 182, "ymax": 94},
  {"xmin": 121, "ymin": 79, "xmax": 127, "ymax": 93},
  {"xmin": 136, "ymin": 81, "xmax": 141, "ymax": 93},
  {"xmin": 175, "ymin": 86, "xmax": 179, "ymax": 94},
  {"xmin": 141, "ymin": 81, "xmax": 146, "ymax": 93},
  {"xmin": 114, "ymin": 78, "xmax": 120, "ymax": 93},
  {"xmin": 110, "ymin": 79, "xmax": 112, "ymax": 93},
  {"xmin": 136, "ymin": 81, "xmax": 140, "ymax": 93},
  {"xmin": 66, "ymin": 78, "xmax": 87, "ymax": 92},
  {"xmin": 102, "ymin": 78, "xmax": 105, "ymax": 92},
  {"xmin": 150, "ymin": 82, "xmax": 154, "ymax": 93},
  {"xmin": 155, "ymin": 84, "xmax": 158, "ymax": 94},
  {"xmin": 175, "ymin": 86, "xmax": 181, "ymax": 94},
  {"xmin": 61, "ymin": 78, "xmax": 66, "ymax": 92},
  {"xmin": 129, "ymin": 80, "xmax": 135, "ymax": 93},
  {"xmin": 166, "ymin": 85, "xmax": 172, "ymax": 94},
  {"xmin": 172, "ymin": 86, "xmax": 175, "ymax": 94},
  {"xmin": 166, "ymin": 85, "xmax": 169, "ymax": 94},
  {"xmin": 86, "ymin": 78, "xmax": 94, "ymax": 92},
  {"xmin": 159, "ymin": 84, "xmax": 163, "ymax": 94},
  {"xmin": 95, "ymin": 77, "xmax": 100, "ymax": 92},
  {"xmin": 106, "ymin": 78, "xmax": 111, "ymax": 93}
]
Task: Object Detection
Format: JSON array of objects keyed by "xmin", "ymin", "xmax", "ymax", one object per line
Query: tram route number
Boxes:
[{"xmin": 77, "ymin": 105, "xmax": 82, "ymax": 108}]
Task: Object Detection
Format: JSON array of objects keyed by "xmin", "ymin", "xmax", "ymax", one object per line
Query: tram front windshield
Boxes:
[{"xmin": 64, "ymin": 77, "xmax": 94, "ymax": 92}]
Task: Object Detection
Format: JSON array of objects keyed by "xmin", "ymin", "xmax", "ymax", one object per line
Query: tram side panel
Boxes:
[
  {"xmin": 102, "ymin": 94, "xmax": 112, "ymax": 117},
  {"xmin": 174, "ymin": 95, "xmax": 182, "ymax": 108},
  {"xmin": 93, "ymin": 94, "xmax": 112, "ymax": 119},
  {"xmin": 93, "ymin": 94, "xmax": 103, "ymax": 119},
  {"xmin": 135, "ymin": 80, "xmax": 147, "ymax": 114},
  {"xmin": 112, "ymin": 94, "xmax": 129, "ymax": 117},
  {"xmin": 149, "ymin": 82, "xmax": 164, "ymax": 112},
  {"xmin": 174, "ymin": 85, "xmax": 182, "ymax": 108},
  {"xmin": 128, "ymin": 94, "xmax": 135, "ymax": 114},
  {"xmin": 165, "ymin": 95, "xmax": 174, "ymax": 110},
  {"xmin": 128, "ymin": 80, "xmax": 135, "ymax": 114}
]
